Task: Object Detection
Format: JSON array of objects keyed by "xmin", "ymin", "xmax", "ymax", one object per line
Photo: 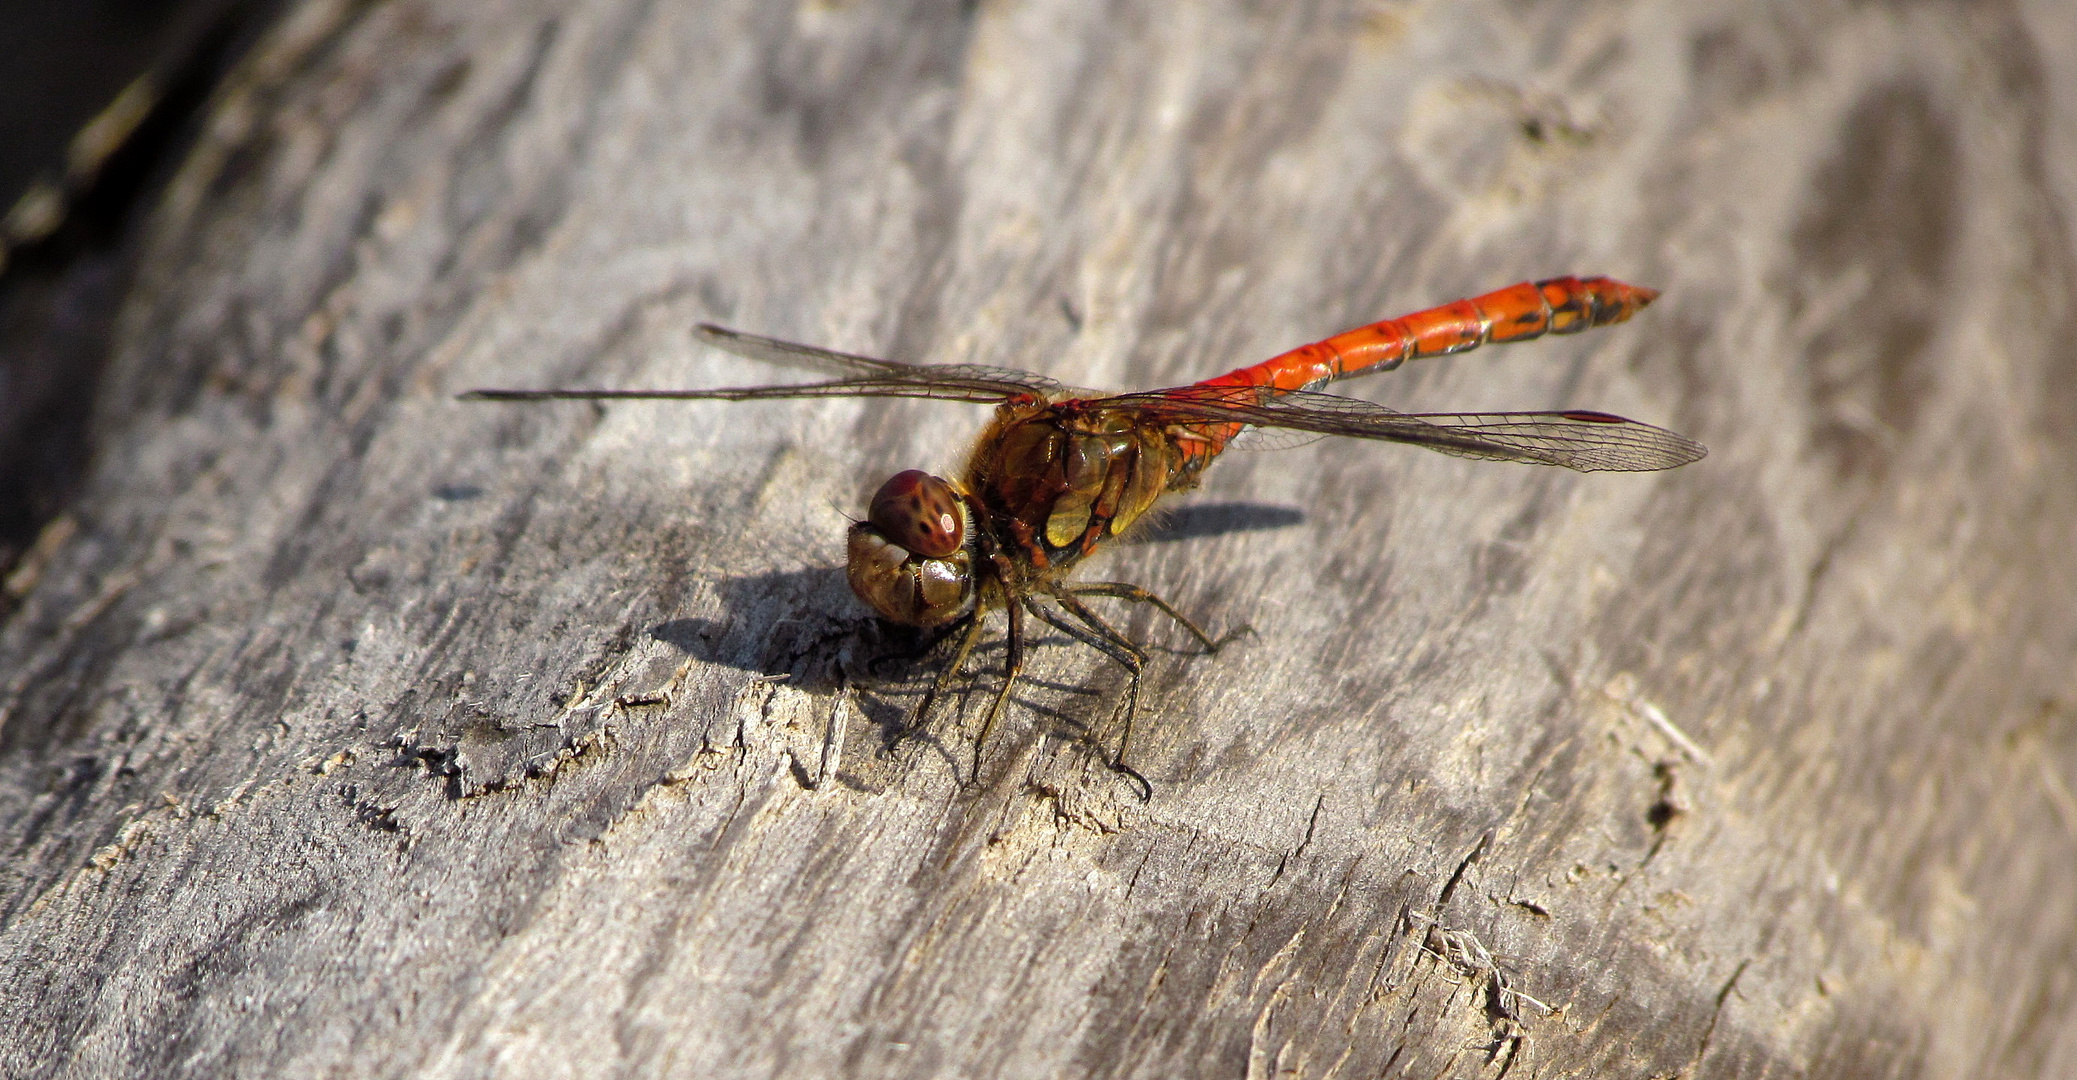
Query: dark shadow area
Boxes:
[
  {"xmin": 647, "ymin": 566, "xmax": 1137, "ymax": 681},
  {"xmin": 650, "ymin": 567, "xmax": 937, "ymax": 762},
  {"xmin": 0, "ymin": 0, "xmax": 284, "ymax": 610},
  {"xmin": 647, "ymin": 567, "xmax": 871, "ymax": 687},
  {"xmin": 1130, "ymin": 501, "xmax": 1304, "ymax": 543},
  {"xmin": 650, "ymin": 566, "xmax": 1125, "ymax": 765}
]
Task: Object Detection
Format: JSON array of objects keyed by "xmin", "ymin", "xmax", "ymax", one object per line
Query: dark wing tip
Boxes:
[{"xmin": 1552, "ymin": 411, "xmax": 1707, "ymax": 470}]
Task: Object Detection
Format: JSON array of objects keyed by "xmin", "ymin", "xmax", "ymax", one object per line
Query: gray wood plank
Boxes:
[{"xmin": 3, "ymin": 0, "xmax": 2075, "ymax": 1076}]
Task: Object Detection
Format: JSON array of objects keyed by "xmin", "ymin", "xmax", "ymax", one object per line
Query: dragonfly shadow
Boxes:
[
  {"xmin": 1131, "ymin": 501, "xmax": 1304, "ymax": 543},
  {"xmin": 647, "ymin": 567, "xmax": 873, "ymax": 692},
  {"xmin": 649, "ymin": 567, "xmax": 1121, "ymax": 763}
]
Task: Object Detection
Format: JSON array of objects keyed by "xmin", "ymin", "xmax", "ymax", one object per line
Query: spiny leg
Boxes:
[
  {"xmin": 1022, "ymin": 596, "xmax": 1146, "ymax": 693},
  {"xmin": 1064, "ymin": 581, "xmax": 1248, "ymax": 653},
  {"xmin": 896, "ymin": 609, "xmax": 987, "ymax": 755},
  {"xmin": 1019, "ymin": 596, "xmax": 1146, "ymax": 794},
  {"xmin": 966, "ymin": 594, "xmax": 1025, "ymax": 788},
  {"xmin": 1040, "ymin": 592, "xmax": 1156, "ymax": 799}
]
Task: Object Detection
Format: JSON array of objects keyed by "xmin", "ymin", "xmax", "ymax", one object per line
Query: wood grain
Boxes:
[{"xmin": 4, "ymin": 0, "xmax": 2075, "ymax": 1076}]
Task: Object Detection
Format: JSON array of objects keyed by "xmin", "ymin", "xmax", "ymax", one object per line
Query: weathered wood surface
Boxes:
[{"xmin": 4, "ymin": 1, "xmax": 2075, "ymax": 1076}]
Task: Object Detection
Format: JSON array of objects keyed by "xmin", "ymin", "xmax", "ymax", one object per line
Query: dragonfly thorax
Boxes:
[
  {"xmin": 969, "ymin": 407, "xmax": 1183, "ymax": 568},
  {"xmin": 846, "ymin": 470, "xmax": 977, "ymax": 626}
]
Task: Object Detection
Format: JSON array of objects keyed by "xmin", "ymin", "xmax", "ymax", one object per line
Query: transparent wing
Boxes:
[
  {"xmin": 690, "ymin": 323, "xmax": 1065, "ymax": 399},
  {"xmin": 458, "ymin": 323, "xmax": 1066, "ymax": 405},
  {"xmin": 1224, "ymin": 426, "xmax": 1328, "ymax": 452},
  {"xmin": 1101, "ymin": 384, "xmax": 1706, "ymax": 472}
]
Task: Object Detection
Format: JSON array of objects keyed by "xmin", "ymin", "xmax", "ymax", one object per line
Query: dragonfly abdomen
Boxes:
[{"xmin": 1198, "ymin": 275, "xmax": 1659, "ymax": 395}]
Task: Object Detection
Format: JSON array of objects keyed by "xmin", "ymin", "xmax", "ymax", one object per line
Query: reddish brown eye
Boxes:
[{"xmin": 867, "ymin": 469, "xmax": 964, "ymax": 558}]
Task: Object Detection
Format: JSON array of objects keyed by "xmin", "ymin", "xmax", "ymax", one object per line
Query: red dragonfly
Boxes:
[{"xmin": 464, "ymin": 276, "xmax": 1702, "ymax": 793}]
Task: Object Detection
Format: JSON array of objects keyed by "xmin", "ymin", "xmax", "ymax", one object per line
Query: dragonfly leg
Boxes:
[
  {"xmin": 1023, "ymin": 595, "xmax": 1147, "ymax": 713},
  {"xmin": 867, "ymin": 612, "xmax": 976, "ymax": 675},
  {"xmin": 1064, "ymin": 581, "xmax": 1251, "ymax": 653},
  {"xmin": 1034, "ymin": 592, "xmax": 1154, "ymax": 800},
  {"xmin": 893, "ymin": 610, "xmax": 985, "ymax": 756},
  {"xmin": 967, "ymin": 595, "xmax": 1024, "ymax": 788}
]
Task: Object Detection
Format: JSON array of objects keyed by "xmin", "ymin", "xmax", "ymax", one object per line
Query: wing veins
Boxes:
[
  {"xmin": 692, "ymin": 323, "xmax": 1062, "ymax": 398},
  {"xmin": 1102, "ymin": 386, "xmax": 1704, "ymax": 472},
  {"xmin": 461, "ymin": 324, "xmax": 1064, "ymax": 405},
  {"xmin": 461, "ymin": 377, "xmax": 1015, "ymax": 405}
]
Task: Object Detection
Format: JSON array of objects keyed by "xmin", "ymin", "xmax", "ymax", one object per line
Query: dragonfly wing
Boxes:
[
  {"xmin": 1223, "ymin": 425, "xmax": 1330, "ymax": 451},
  {"xmin": 461, "ymin": 376, "xmax": 1031, "ymax": 405},
  {"xmin": 694, "ymin": 323, "xmax": 1065, "ymax": 399},
  {"xmin": 460, "ymin": 327, "xmax": 1068, "ymax": 404},
  {"xmin": 1383, "ymin": 409, "xmax": 1707, "ymax": 471},
  {"xmin": 1105, "ymin": 385, "xmax": 1706, "ymax": 472}
]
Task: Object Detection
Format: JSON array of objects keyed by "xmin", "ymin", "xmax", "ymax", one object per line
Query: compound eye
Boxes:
[{"xmin": 867, "ymin": 470, "xmax": 964, "ymax": 558}]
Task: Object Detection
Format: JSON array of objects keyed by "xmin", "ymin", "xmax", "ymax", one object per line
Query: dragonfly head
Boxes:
[{"xmin": 846, "ymin": 470, "xmax": 975, "ymax": 626}]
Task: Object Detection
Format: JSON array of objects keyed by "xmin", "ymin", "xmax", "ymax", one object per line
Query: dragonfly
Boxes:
[{"xmin": 463, "ymin": 276, "xmax": 1704, "ymax": 795}]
